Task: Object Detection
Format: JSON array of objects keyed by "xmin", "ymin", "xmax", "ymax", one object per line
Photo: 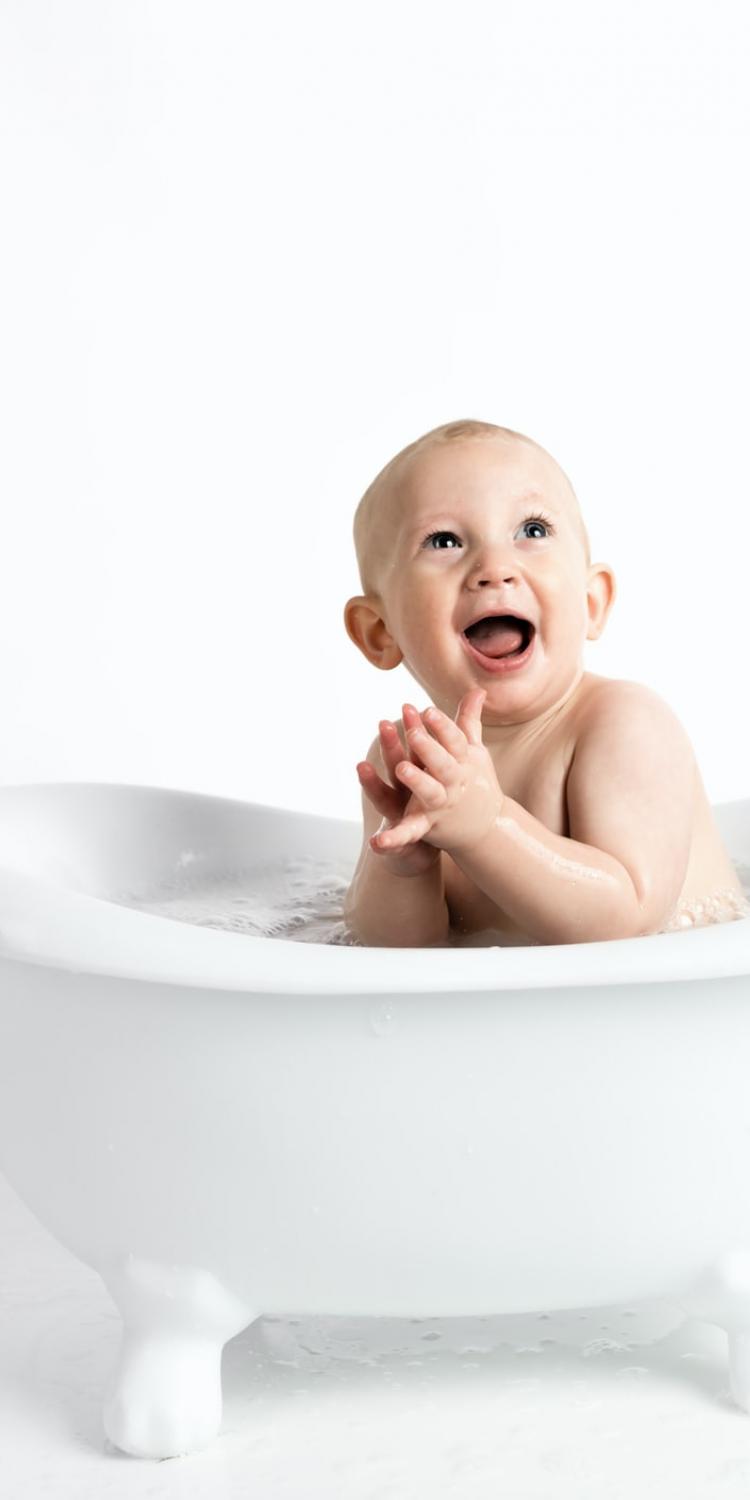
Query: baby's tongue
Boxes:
[{"xmin": 468, "ymin": 616, "xmax": 526, "ymax": 658}]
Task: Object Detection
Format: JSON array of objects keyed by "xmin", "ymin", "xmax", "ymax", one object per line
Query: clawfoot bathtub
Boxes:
[{"xmin": 1, "ymin": 781, "xmax": 750, "ymax": 1459}]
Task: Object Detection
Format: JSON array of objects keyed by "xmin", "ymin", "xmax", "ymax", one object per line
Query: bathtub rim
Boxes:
[{"xmin": 0, "ymin": 778, "xmax": 749, "ymax": 995}]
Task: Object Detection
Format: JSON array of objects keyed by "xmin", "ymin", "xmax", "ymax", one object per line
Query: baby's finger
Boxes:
[
  {"xmin": 394, "ymin": 759, "xmax": 448, "ymax": 808},
  {"xmin": 421, "ymin": 704, "xmax": 467, "ymax": 759},
  {"xmin": 380, "ymin": 709, "xmax": 430, "ymax": 786},
  {"xmin": 371, "ymin": 809, "xmax": 433, "ymax": 850},
  {"xmin": 407, "ymin": 721, "xmax": 462, "ymax": 783},
  {"xmin": 401, "ymin": 704, "xmax": 431, "ymax": 768},
  {"xmin": 356, "ymin": 761, "xmax": 402, "ymax": 821},
  {"xmin": 455, "ymin": 688, "xmax": 487, "ymax": 746},
  {"xmin": 378, "ymin": 720, "xmax": 411, "ymax": 788}
]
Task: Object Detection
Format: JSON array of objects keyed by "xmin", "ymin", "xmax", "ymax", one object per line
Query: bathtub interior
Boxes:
[
  {"xmin": 0, "ymin": 781, "xmax": 361, "ymax": 900},
  {"xmin": 0, "ymin": 779, "xmax": 748, "ymax": 900},
  {"xmin": 0, "ymin": 781, "xmax": 749, "ymax": 992}
]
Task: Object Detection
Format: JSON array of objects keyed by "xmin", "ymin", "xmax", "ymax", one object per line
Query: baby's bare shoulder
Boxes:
[
  {"xmin": 573, "ymin": 676, "xmax": 694, "ymax": 751},
  {"xmin": 567, "ymin": 676, "xmax": 696, "ymax": 844},
  {"xmin": 565, "ymin": 677, "xmax": 697, "ymax": 924}
]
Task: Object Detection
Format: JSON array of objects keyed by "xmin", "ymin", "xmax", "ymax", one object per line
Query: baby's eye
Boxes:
[
  {"xmin": 519, "ymin": 513, "xmax": 555, "ymax": 540},
  {"xmin": 422, "ymin": 530, "xmax": 462, "ymax": 550},
  {"xmin": 420, "ymin": 514, "xmax": 555, "ymax": 550}
]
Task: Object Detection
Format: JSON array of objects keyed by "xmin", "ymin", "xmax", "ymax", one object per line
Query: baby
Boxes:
[{"xmin": 342, "ymin": 419, "xmax": 749, "ymax": 947}]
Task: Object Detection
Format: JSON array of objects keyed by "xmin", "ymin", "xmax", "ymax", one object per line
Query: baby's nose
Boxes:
[
  {"xmin": 470, "ymin": 558, "xmax": 519, "ymax": 587},
  {"xmin": 467, "ymin": 541, "xmax": 519, "ymax": 589},
  {"xmin": 476, "ymin": 571, "xmax": 516, "ymax": 586}
]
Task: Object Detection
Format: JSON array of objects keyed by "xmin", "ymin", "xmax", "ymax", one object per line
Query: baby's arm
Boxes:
[
  {"xmin": 453, "ymin": 682, "xmax": 695, "ymax": 943},
  {"xmin": 344, "ymin": 713, "xmax": 451, "ymax": 947}
]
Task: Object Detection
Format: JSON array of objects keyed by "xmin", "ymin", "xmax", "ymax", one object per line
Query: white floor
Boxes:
[{"xmin": 4, "ymin": 1173, "xmax": 750, "ymax": 1499}]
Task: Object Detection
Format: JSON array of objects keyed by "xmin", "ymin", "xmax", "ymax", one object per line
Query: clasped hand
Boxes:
[{"xmin": 357, "ymin": 687, "xmax": 505, "ymax": 859}]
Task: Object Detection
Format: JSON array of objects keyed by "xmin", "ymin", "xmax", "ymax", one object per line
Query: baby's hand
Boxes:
[
  {"xmin": 357, "ymin": 704, "xmax": 442, "ymax": 876},
  {"xmin": 369, "ymin": 689, "xmax": 505, "ymax": 857}
]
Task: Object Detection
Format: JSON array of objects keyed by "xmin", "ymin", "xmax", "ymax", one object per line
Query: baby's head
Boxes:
[{"xmin": 344, "ymin": 419, "xmax": 616, "ymax": 724}]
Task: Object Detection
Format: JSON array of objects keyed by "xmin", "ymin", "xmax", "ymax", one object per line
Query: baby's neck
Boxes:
[{"xmin": 472, "ymin": 666, "xmax": 590, "ymax": 757}]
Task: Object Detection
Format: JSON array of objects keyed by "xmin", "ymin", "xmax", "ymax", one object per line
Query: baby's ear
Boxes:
[
  {"xmin": 585, "ymin": 563, "xmax": 617, "ymax": 640},
  {"xmin": 343, "ymin": 595, "xmax": 403, "ymax": 670}
]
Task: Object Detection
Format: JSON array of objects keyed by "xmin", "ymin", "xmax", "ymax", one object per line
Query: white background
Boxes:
[
  {"xmin": 2, "ymin": 13, "xmax": 750, "ymax": 1496},
  {"xmin": 1, "ymin": 0, "xmax": 748, "ymax": 821}
]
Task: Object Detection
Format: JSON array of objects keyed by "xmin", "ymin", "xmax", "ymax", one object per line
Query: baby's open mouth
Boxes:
[{"xmin": 462, "ymin": 615, "xmax": 535, "ymax": 659}]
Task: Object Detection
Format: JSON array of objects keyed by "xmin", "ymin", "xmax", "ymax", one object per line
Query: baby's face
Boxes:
[{"xmin": 364, "ymin": 436, "xmax": 612, "ymax": 722}]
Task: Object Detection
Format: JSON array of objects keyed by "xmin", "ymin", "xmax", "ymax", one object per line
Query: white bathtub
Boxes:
[{"xmin": 2, "ymin": 781, "xmax": 750, "ymax": 1459}]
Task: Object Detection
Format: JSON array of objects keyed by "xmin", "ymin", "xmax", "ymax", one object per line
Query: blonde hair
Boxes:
[{"xmin": 353, "ymin": 418, "xmax": 590, "ymax": 594}]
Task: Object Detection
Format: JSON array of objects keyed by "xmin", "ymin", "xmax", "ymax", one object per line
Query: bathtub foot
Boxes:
[
  {"xmin": 99, "ymin": 1257, "xmax": 255, "ymax": 1459},
  {"xmin": 677, "ymin": 1250, "xmax": 750, "ymax": 1415}
]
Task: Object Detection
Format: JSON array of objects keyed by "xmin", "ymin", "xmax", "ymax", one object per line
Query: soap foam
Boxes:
[{"xmin": 661, "ymin": 886, "xmax": 750, "ymax": 932}]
